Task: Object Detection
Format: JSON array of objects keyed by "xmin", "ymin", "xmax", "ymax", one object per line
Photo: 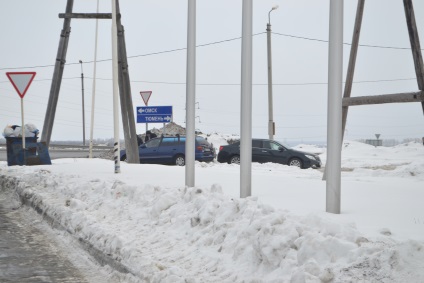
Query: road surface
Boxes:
[{"xmin": 0, "ymin": 197, "xmax": 101, "ymax": 282}]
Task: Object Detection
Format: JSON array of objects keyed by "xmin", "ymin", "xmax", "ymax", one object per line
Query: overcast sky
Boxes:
[{"xmin": 1, "ymin": 0, "xmax": 423, "ymax": 143}]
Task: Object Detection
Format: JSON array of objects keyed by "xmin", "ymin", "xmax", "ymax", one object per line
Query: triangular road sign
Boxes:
[
  {"xmin": 140, "ymin": 91, "xmax": 152, "ymax": 106},
  {"xmin": 6, "ymin": 72, "xmax": 36, "ymax": 98}
]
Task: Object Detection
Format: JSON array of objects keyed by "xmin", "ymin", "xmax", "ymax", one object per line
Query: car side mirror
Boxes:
[
  {"xmin": 140, "ymin": 144, "xmax": 146, "ymax": 148},
  {"xmin": 278, "ymin": 146, "xmax": 284, "ymax": 151}
]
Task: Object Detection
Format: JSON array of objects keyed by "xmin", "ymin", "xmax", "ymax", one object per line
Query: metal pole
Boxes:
[
  {"xmin": 112, "ymin": 0, "xmax": 120, "ymax": 173},
  {"xmin": 267, "ymin": 6, "xmax": 278, "ymax": 140},
  {"xmin": 185, "ymin": 0, "xmax": 196, "ymax": 187},
  {"xmin": 79, "ymin": 60, "xmax": 86, "ymax": 146},
  {"xmin": 21, "ymin": 98, "xmax": 25, "ymax": 163},
  {"xmin": 89, "ymin": 0, "xmax": 100, "ymax": 158},
  {"xmin": 326, "ymin": 0, "xmax": 343, "ymax": 214},
  {"xmin": 240, "ymin": 0, "xmax": 253, "ymax": 198},
  {"xmin": 146, "ymin": 101, "xmax": 148, "ymax": 136}
]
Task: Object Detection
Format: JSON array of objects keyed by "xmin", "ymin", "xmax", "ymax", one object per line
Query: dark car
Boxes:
[
  {"xmin": 120, "ymin": 135, "xmax": 215, "ymax": 166},
  {"xmin": 217, "ymin": 138, "xmax": 321, "ymax": 169}
]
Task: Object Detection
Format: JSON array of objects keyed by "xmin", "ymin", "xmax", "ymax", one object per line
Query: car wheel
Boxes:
[
  {"xmin": 174, "ymin": 155, "xmax": 185, "ymax": 166},
  {"xmin": 288, "ymin": 158, "xmax": 303, "ymax": 168},
  {"xmin": 120, "ymin": 154, "xmax": 127, "ymax": 162},
  {"xmin": 229, "ymin": 155, "xmax": 240, "ymax": 164}
]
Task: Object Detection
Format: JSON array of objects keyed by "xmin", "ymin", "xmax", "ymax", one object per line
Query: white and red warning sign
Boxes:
[
  {"xmin": 140, "ymin": 91, "xmax": 152, "ymax": 106},
  {"xmin": 6, "ymin": 72, "xmax": 36, "ymax": 98}
]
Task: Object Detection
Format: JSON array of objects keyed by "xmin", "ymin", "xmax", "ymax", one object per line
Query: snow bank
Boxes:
[{"xmin": 1, "ymin": 157, "xmax": 424, "ymax": 282}]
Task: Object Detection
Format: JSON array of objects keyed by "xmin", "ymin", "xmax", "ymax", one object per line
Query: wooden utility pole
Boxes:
[
  {"xmin": 115, "ymin": 0, "xmax": 139, "ymax": 164},
  {"xmin": 41, "ymin": 0, "xmax": 139, "ymax": 164},
  {"xmin": 340, "ymin": 0, "xmax": 424, "ymax": 131},
  {"xmin": 324, "ymin": 0, "xmax": 424, "ymax": 182},
  {"xmin": 342, "ymin": 0, "xmax": 365, "ymax": 140},
  {"xmin": 41, "ymin": 0, "xmax": 74, "ymax": 146},
  {"xmin": 403, "ymin": 0, "xmax": 424, "ymax": 114}
]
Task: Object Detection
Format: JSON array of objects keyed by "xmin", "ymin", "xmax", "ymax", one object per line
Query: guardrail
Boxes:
[
  {"xmin": 0, "ymin": 143, "xmax": 113, "ymax": 150},
  {"xmin": 48, "ymin": 144, "xmax": 113, "ymax": 150}
]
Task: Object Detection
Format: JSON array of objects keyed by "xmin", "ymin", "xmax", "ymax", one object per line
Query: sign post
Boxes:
[
  {"xmin": 6, "ymin": 72, "xmax": 36, "ymax": 152},
  {"xmin": 140, "ymin": 91, "xmax": 152, "ymax": 134}
]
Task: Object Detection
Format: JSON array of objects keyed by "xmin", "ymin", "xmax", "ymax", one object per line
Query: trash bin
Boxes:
[{"xmin": 5, "ymin": 137, "xmax": 51, "ymax": 166}]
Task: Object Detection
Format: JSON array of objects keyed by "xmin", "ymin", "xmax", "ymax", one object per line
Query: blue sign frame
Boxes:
[{"xmin": 136, "ymin": 106, "xmax": 173, "ymax": 123}]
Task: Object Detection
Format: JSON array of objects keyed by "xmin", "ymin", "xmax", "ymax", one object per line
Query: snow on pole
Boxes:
[{"xmin": 112, "ymin": 0, "xmax": 121, "ymax": 173}]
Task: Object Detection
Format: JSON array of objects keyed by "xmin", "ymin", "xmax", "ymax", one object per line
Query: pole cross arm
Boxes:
[
  {"xmin": 342, "ymin": 91, "xmax": 424, "ymax": 106},
  {"xmin": 59, "ymin": 13, "xmax": 118, "ymax": 19}
]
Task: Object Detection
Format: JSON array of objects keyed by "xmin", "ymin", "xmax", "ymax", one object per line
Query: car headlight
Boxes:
[{"xmin": 305, "ymin": 154, "xmax": 316, "ymax": 161}]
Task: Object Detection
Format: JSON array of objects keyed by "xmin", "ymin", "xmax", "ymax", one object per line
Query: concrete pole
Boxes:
[
  {"xmin": 89, "ymin": 0, "xmax": 100, "ymax": 158},
  {"xmin": 240, "ymin": 0, "xmax": 253, "ymax": 198},
  {"xmin": 79, "ymin": 60, "xmax": 86, "ymax": 146},
  {"xmin": 326, "ymin": 0, "xmax": 343, "ymax": 214},
  {"xmin": 112, "ymin": 0, "xmax": 121, "ymax": 173},
  {"xmin": 267, "ymin": 6, "xmax": 278, "ymax": 140},
  {"xmin": 185, "ymin": 0, "xmax": 196, "ymax": 187}
]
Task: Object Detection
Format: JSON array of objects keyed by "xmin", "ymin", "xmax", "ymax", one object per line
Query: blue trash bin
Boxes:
[{"xmin": 5, "ymin": 137, "xmax": 51, "ymax": 166}]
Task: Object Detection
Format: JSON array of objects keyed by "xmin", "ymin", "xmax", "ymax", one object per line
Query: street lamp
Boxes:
[
  {"xmin": 79, "ymin": 60, "xmax": 86, "ymax": 146},
  {"xmin": 267, "ymin": 5, "xmax": 279, "ymax": 140}
]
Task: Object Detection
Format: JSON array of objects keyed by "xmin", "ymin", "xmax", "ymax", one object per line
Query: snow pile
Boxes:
[
  {"xmin": 1, "ymin": 139, "xmax": 424, "ymax": 282},
  {"xmin": 292, "ymin": 144, "xmax": 326, "ymax": 155}
]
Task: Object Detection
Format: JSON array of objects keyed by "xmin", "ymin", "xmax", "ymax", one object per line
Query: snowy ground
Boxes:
[{"xmin": 1, "ymin": 140, "xmax": 424, "ymax": 282}]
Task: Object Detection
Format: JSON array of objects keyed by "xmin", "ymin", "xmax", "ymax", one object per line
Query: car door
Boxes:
[
  {"xmin": 156, "ymin": 137, "xmax": 179, "ymax": 163},
  {"xmin": 139, "ymin": 138, "xmax": 161, "ymax": 163},
  {"xmin": 251, "ymin": 139, "xmax": 263, "ymax": 162},
  {"xmin": 262, "ymin": 140, "xmax": 290, "ymax": 164}
]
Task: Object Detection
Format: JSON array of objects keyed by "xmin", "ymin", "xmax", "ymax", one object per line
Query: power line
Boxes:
[
  {"xmin": 85, "ymin": 76, "xmax": 419, "ymax": 86},
  {"xmin": 0, "ymin": 33, "xmax": 265, "ymax": 71},
  {"xmin": 271, "ymin": 32, "xmax": 421, "ymax": 50},
  {"xmin": 1, "ymin": 30, "xmax": 420, "ymax": 71},
  {"xmin": 1, "ymin": 75, "xmax": 417, "ymax": 87}
]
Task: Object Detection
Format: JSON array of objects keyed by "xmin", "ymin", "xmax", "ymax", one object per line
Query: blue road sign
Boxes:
[{"xmin": 137, "ymin": 106, "xmax": 173, "ymax": 123}]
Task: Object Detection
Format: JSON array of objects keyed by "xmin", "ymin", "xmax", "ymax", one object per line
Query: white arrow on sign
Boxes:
[
  {"xmin": 138, "ymin": 108, "xmax": 145, "ymax": 113},
  {"xmin": 164, "ymin": 116, "xmax": 172, "ymax": 122}
]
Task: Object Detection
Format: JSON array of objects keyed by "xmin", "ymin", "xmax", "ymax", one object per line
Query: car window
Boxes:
[
  {"xmin": 252, "ymin": 140, "xmax": 261, "ymax": 148},
  {"xmin": 160, "ymin": 137, "xmax": 178, "ymax": 146},
  {"xmin": 262, "ymin": 140, "xmax": 280, "ymax": 150},
  {"xmin": 274, "ymin": 140, "xmax": 290, "ymax": 149},
  {"xmin": 269, "ymin": 141, "xmax": 281, "ymax": 150},
  {"xmin": 145, "ymin": 138, "xmax": 161, "ymax": 148},
  {"xmin": 262, "ymin": 140, "xmax": 270, "ymax": 149}
]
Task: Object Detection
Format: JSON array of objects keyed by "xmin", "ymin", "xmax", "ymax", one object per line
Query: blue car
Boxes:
[{"xmin": 120, "ymin": 135, "xmax": 215, "ymax": 166}]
